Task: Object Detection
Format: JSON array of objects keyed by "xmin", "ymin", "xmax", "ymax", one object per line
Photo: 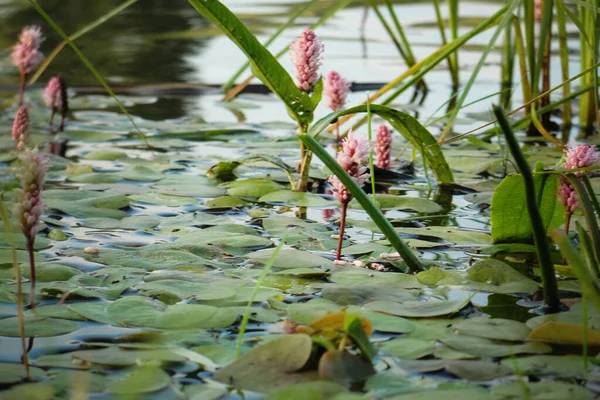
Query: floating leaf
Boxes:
[
  {"xmin": 106, "ymin": 367, "xmax": 171, "ymax": 394},
  {"xmin": 0, "ymin": 317, "xmax": 79, "ymax": 337},
  {"xmin": 491, "ymin": 381, "xmax": 595, "ymax": 400},
  {"xmin": 364, "ymin": 298, "xmax": 469, "ymax": 318},
  {"xmin": 247, "ymin": 248, "xmax": 332, "ymax": 269},
  {"xmin": 467, "ymin": 259, "xmax": 539, "ymax": 294},
  {"xmin": 213, "ymin": 334, "xmax": 314, "ymax": 392},
  {"xmin": 350, "ymin": 195, "xmax": 442, "ymax": 213},
  {"xmin": 129, "ymin": 192, "xmax": 197, "ymax": 206},
  {"xmin": 395, "ymin": 227, "xmax": 492, "ymax": 244},
  {"xmin": 259, "ymin": 190, "xmax": 335, "ymax": 207},
  {"xmin": 380, "ymin": 338, "xmax": 435, "ymax": 360},
  {"xmin": 441, "ymin": 335, "xmax": 551, "ymax": 358},
  {"xmin": 452, "ymin": 317, "xmax": 530, "ymax": 341},
  {"xmin": 0, "ymin": 363, "xmax": 46, "ymax": 384},
  {"xmin": 527, "ymin": 321, "xmax": 600, "ymax": 346},
  {"xmin": 501, "ymin": 355, "xmax": 591, "ymax": 377}
]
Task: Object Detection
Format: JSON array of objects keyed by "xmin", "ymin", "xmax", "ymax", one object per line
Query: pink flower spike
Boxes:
[
  {"xmin": 290, "ymin": 29, "xmax": 323, "ymax": 92},
  {"xmin": 324, "ymin": 71, "xmax": 349, "ymax": 112},
  {"xmin": 14, "ymin": 148, "xmax": 50, "ymax": 307},
  {"xmin": 44, "ymin": 76, "xmax": 69, "ymax": 130},
  {"xmin": 558, "ymin": 144, "xmax": 599, "ymax": 215},
  {"xmin": 375, "ymin": 125, "xmax": 392, "ymax": 170},
  {"xmin": 12, "ymin": 106, "xmax": 30, "ymax": 151},
  {"xmin": 11, "ymin": 25, "xmax": 44, "ymax": 75},
  {"xmin": 329, "ymin": 131, "xmax": 370, "ymax": 204}
]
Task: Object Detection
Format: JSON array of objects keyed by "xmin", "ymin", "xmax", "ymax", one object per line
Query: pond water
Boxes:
[{"xmin": 0, "ymin": 0, "xmax": 598, "ymax": 399}]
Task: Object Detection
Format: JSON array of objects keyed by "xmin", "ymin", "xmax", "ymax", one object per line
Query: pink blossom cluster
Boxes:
[
  {"xmin": 12, "ymin": 106, "xmax": 30, "ymax": 151},
  {"xmin": 329, "ymin": 131, "xmax": 370, "ymax": 204},
  {"xmin": 11, "ymin": 26, "xmax": 43, "ymax": 75},
  {"xmin": 375, "ymin": 125, "xmax": 392, "ymax": 169},
  {"xmin": 290, "ymin": 29, "xmax": 323, "ymax": 92},
  {"xmin": 324, "ymin": 71, "xmax": 349, "ymax": 112},
  {"xmin": 558, "ymin": 144, "xmax": 599, "ymax": 213},
  {"xmin": 14, "ymin": 149, "xmax": 49, "ymax": 242},
  {"xmin": 44, "ymin": 76, "xmax": 68, "ymax": 113}
]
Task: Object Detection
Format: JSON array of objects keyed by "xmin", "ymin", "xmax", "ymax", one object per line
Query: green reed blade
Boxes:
[
  {"xmin": 493, "ymin": 105, "xmax": 560, "ymax": 313},
  {"xmin": 367, "ymin": 0, "xmax": 409, "ymax": 61},
  {"xmin": 27, "ymin": 0, "xmax": 150, "ymax": 147},
  {"xmin": 29, "ymin": 0, "xmax": 138, "ymax": 84},
  {"xmin": 310, "ymin": 104, "xmax": 454, "ymax": 185},
  {"xmin": 564, "ymin": 175, "xmax": 600, "ymax": 263}
]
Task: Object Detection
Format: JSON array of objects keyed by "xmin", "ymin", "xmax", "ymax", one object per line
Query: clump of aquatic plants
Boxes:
[{"xmin": 3, "ymin": 0, "xmax": 600, "ymax": 398}]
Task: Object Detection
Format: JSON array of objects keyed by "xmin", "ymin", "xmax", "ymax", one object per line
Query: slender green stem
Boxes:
[
  {"xmin": 0, "ymin": 198, "xmax": 29, "ymax": 378},
  {"xmin": 236, "ymin": 237, "xmax": 285, "ymax": 358},
  {"xmin": 367, "ymin": 94, "xmax": 376, "ymax": 201},
  {"xmin": 26, "ymin": 239, "xmax": 36, "ymax": 308},
  {"xmin": 583, "ymin": 296, "xmax": 589, "ymax": 371},
  {"xmin": 493, "ymin": 105, "xmax": 559, "ymax": 313},
  {"xmin": 336, "ymin": 202, "xmax": 348, "ymax": 261},
  {"xmin": 367, "ymin": 0, "xmax": 409, "ymax": 61},
  {"xmin": 564, "ymin": 175, "xmax": 600, "ymax": 263},
  {"xmin": 298, "ymin": 134, "xmax": 422, "ymax": 273}
]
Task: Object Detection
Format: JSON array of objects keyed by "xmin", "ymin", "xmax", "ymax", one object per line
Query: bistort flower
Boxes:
[{"xmin": 290, "ymin": 29, "xmax": 323, "ymax": 92}]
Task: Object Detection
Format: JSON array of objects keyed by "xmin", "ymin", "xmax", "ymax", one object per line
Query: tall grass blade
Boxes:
[
  {"xmin": 0, "ymin": 197, "xmax": 29, "ymax": 378},
  {"xmin": 551, "ymin": 230, "xmax": 600, "ymax": 313},
  {"xmin": 563, "ymin": 175, "xmax": 600, "ymax": 262},
  {"xmin": 236, "ymin": 237, "xmax": 285, "ymax": 358},
  {"xmin": 576, "ymin": 222, "xmax": 600, "ymax": 278},
  {"xmin": 334, "ymin": 2, "xmax": 511, "ymax": 135},
  {"xmin": 493, "ymin": 105, "xmax": 560, "ymax": 313},
  {"xmin": 438, "ymin": 0, "xmax": 521, "ymax": 143},
  {"xmin": 29, "ymin": 0, "xmax": 138, "ymax": 84},
  {"xmin": 298, "ymin": 133, "xmax": 422, "ymax": 273},
  {"xmin": 188, "ymin": 0, "xmax": 312, "ymax": 129},
  {"xmin": 27, "ymin": 0, "xmax": 150, "ymax": 147},
  {"xmin": 310, "ymin": 105, "xmax": 454, "ymax": 185}
]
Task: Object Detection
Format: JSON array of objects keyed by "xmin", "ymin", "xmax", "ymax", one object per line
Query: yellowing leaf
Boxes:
[
  {"xmin": 310, "ymin": 311, "xmax": 373, "ymax": 336},
  {"xmin": 527, "ymin": 321, "xmax": 600, "ymax": 346}
]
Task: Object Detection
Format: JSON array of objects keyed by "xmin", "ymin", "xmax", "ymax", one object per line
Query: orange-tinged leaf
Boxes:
[
  {"xmin": 527, "ymin": 321, "xmax": 600, "ymax": 346},
  {"xmin": 310, "ymin": 311, "xmax": 373, "ymax": 336}
]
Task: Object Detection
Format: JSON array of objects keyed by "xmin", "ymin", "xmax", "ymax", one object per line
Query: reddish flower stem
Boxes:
[
  {"xmin": 336, "ymin": 201, "xmax": 349, "ymax": 260},
  {"xmin": 26, "ymin": 238, "xmax": 36, "ymax": 308},
  {"xmin": 18, "ymin": 71, "xmax": 25, "ymax": 106}
]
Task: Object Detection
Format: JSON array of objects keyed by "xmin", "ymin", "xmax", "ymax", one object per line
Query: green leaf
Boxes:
[
  {"xmin": 188, "ymin": 0, "xmax": 313, "ymax": 128},
  {"xmin": 106, "ymin": 367, "xmax": 171, "ymax": 394},
  {"xmin": 0, "ymin": 317, "xmax": 79, "ymax": 337},
  {"xmin": 259, "ymin": 190, "xmax": 335, "ymax": 207},
  {"xmin": 213, "ymin": 334, "xmax": 314, "ymax": 392},
  {"xmin": 308, "ymin": 104, "xmax": 454, "ymax": 185},
  {"xmin": 452, "ymin": 317, "xmax": 530, "ymax": 341},
  {"xmin": 0, "ymin": 363, "xmax": 46, "ymax": 384},
  {"xmin": 365, "ymin": 298, "xmax": 469, "ymax": 318},
  {"xmin": 440, "ymin": 335, "xmax": 551, "ymax": 357},
  {"xmin": 344, "ymin": 313, "xmax": 376, "ymax": 361},
  {"xmin": 491, "ymin": 173, "xmax": 565, "ymax": 243},
  {"xmin": 380, "ymin": 338, "xmax": 435, "ymax": 360},
  {"xmin": 491, "ymin": 381, "xmax": 596, "ymax": 400},
  {"xmin": 349, "ymin": 195, "xmax": 442, "ymax": 213},
  {"xmin": 467, "ymin": 259, "xmax": 539, "ymax": 294}
]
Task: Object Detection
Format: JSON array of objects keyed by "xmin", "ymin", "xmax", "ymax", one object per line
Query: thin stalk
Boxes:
[
  {"xmin": 432, "ymin": 0, "xmax": 455, "ymax": 85},
  {"xmin": 29, "ymin": 0, "xmax": 139, "ymax": 84},
  {"xmin": 493, "ymin": 105, "xmax": 560, "ymax": 313},
  {"xmin": 556, "ymin": 4, "xmax": 572, "ymax": 133},
  {"xmin": 576, "ymin": 222, "xmax": 600, "ymax": 278},
  {"xmin": 236, "ymin": 237, "xmax": 285, "ymax": 358},
  {"xmin": 367, "ymin": 94, "xmax": 376, "ymax": 201},
  {"xmin": 336, "ymin": 202, "xmax": 348, "ymax": 261},
  {"xmin": 368, "ymin": 0, "xmax": 409, "ymax": 61},
  {"xmin": 500, "ymin": 23, "xmax": 515, "ymax": 108},
  {"xmin": 447, "ymin": 0, "xmax": 460, "ymax": 89},
  {"xmin": 583, "ymin": 296, "xmax": 589, "ymax": 371},
  {"xmin": 582, "ymin": 174, "xmax": 600, "ymax": 221},
  {"xmin": 564, "ymin": 175, "xmax": 600, "ymax": 263},
  {"xmin": 0, "ymin": 198, "xmax": 29, "ymax": 378},
  {"xmin": 26, "ymin": 239, "xmax": 36, "ymax": 308},
  {"xmin": 298, "ymin": 133, "xmax": 422, "ymax": 272},
  {"xmin": 18, "ymin": 71, "xmax": 25, "ymax": 105}
]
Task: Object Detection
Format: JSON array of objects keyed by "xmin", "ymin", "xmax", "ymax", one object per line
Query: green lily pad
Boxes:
[
  {"xmin": 83, "ymin": 148, "xmax": 128, "ymax": 160},
  {"xmin": 223, "ymin": 178, "xmax": 284, "ymax": 198},
  {"xmin": 381, "ymin": 338, "xmax": 435, "ymax": 359},
  {"xmin": 453, "ymin": 317, "xmax": 530, "ymax": 341},
  {"xmin": 330, "ymin": 269, "xmax": 422, "ymax": 289},
  {"xmin": 364, "ymin": 298, "xmax": 469, "ymax": 318},
  {"xmin": 350, "ymin": 195, "xmax": 442, "ymax": 213},
  {"xmin": 0, "ymin": 382, "xmax": 54, "ymax": 400},
  {"xmin": 0, "ymin": 363, "xmax": 46, "ymax": 384},
  {"xmin": 0, "ymin": 317, "xmax": 79, "ymax": 337},
  {"xmin": 247, "ymin": 248, "xmax": 332, "ymax": 269},
  {"xmin": 259, "ymin": 190, "xmax": 335, "ymax": 207},
  {"xmin": 72, "ymin": 346, "xmax": 186, "ymax": 367},
  {"xmin": 176, "ymin": 230, "xmax": 272, "ymax": 248},
  {"xmin": 214, "ymin": 334, "xmax": 315, "ymax": 392},
  {"xmin": 441, "ymin": 335, "xmax": 551, "ymax": 357},
  {"xmin": 491, "ymin": 381, "xmax": 595, "ymax": 400},
  {"xmin": 129, "ymin": 192, "xmax": 197, "ymax": 206},
  {"xmin": 501, "ymin": 355, "xmax": 591, "ymax": 377},
  {"xmin": 205, "ymin": 195, "xmax": 248, "ymax": 208},
  {"xmin": 395, "ymin": 227, "xmax": 492, "ymax": 244},
  {"xmin": 467, "ymin": 259, "xmax": 539, "ymax": 294},
  {"xmin": 106, "ymin": 367, "xmax": 171, "ymax": 394}
]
